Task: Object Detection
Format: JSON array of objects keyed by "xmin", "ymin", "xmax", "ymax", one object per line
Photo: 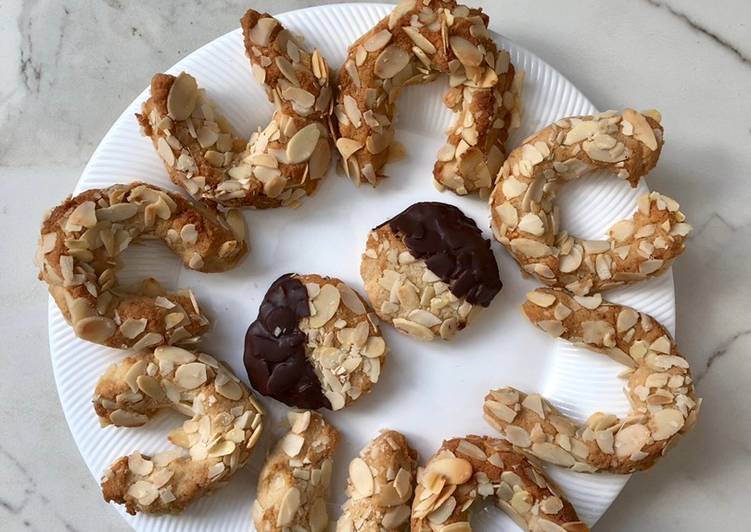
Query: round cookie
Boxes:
[
  {"xmin": 361, "ymin": 202, "xmax": 502, "ymax": 341},
  {"xmin": 35, "ymin": 182, "xmax": 246, "ymax": 349},
  {"xmin": 410, "ymin": 436, "xmax": 588, "ymax": 531},
  {"xmin": 244, "ymin": 274, "xmax": 388, "ymax": 410},
  {"xmin": 337, "ymin": 430, "xmax": 418, "ymax": 531},
  {"xmin": 95, "ymin": 346, "xmax": 265, "ymax": 515}
]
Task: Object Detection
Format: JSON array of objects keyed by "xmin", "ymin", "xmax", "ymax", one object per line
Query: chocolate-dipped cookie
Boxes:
[
  {"xmin": 244, "ymin": 274, "xmax": 388, "ymax": 410},
  {"xmin": 361, "ymin": 202, "xmax": 502, "ymax": 341}
]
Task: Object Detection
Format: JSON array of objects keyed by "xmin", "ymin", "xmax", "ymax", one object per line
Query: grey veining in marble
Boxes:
[{"xmin": 1, "ymin": 1, "xmax": 750, "ymax": 531}]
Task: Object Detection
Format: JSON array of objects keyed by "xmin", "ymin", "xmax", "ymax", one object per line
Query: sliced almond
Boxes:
[
  {"xmin": 349, "ymin": 457, "xmax": 374, "ymax": 497},
  {"xmin": 425, "ymin": 457, "xmax": 472, "ymax": 485},
  {"xmin": 309, "ymin": 283, "xmax": 340, "ymax": 328},
  {"xmin": 286, "ymin": 123, "xmax": 321, "ymax": 164},
  {"xmin": 166, "ymin": 72, "xmax": 198, "ymax": 121},
  {"xmin": 374, "ymin": 45, "xmax": 410, "ymax": 79}
]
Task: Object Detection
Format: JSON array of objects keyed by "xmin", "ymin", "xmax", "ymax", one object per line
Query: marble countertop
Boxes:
[{"xmin": 1, "ymin": 0, "xmax": 749, "ymax": 530}]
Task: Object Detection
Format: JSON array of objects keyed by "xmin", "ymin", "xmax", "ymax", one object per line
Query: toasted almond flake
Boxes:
[
  {"xmin": 283, "ymin": 86, "xmax": 315, "ymax": 108},
  {"xmin": 336, "ymin": 283, "xmax": 366, "ymax": 315},
  {"xmin": 120, "ymin": 318, "xmax": 148, "ymax": 339},
  {"xmin": 574, "ymin": 293, "xmax": 602, "ymax": 310},
  {"xmin": 349, "ymin": 457, "xmax": 374, "ymax": 496},
  {"xmin": 403, "ymin": 26, "xmax": 436, "ymax": 54},
  {"xmin": 309, "ymin": 283, "xmax": 340, "ymax": 328},
  {"xmin": 286, "ymin": 123, "xmax": 321, "ymax": 164},
  {"xmin": 564, "ymin": 119, "xmax": 598, "ymax": 145},
  {"xmin": 408, "ymin": 309, "xmax": 441, "ymax": 328},
  {"xmin": 531, "ymin": 442, "xmax": 575, "ymax": 467},
  {"xmin": 559, "ymin": 245, "xmax": 583, "ymax": 273},
  {"xmin": 279, "ymin": 433, "xmax": 305, "ymax": 460},
  {"xmin": 392, "ymin": 318, "xmax": 434, "ymax": 341},
  {"xmin": 342, "ymin": 95, "xmax": 363, "ymax": 127},
  {"xmin": 155, "ymin": 345, "xmax": 196, "ymax": 363},
  {"xmin": 250, "ymin": 17, "xmax": 278, "ymax": 47},
  {"xmin": 136, "ymin": 375, "xmax": 165, "ymax": 400},
  {"xmin": 527, "ymin": 291, "xmax": 556, "ymax": 308},
  {"xmin": 518, "ymin": 213, "xmax": 544, "ymax": 235},
  {"xmin": 109, "ymin": 409, "xmax": 148, "ymax": 427},
  {"xmin": 173, "ymin": 362, "xmax": 207, "ymax": 389},
  {"xmin": 425, "ymin": 457, "xmax": 472, "ymax": 484},
  {"xmin": 510, "ymin": 238, "xmax": 551, "ymax": 258},
  {"xmin": 308, "ymin": 138, "xmax": 331, "ymax": 181},
  {"xmin": 363, "ymin": 29, "xmax": 392, "ymax": 52},
  {"xmin": 614, "ymin": 423, "xmax": 650, "ymax": 457},
  {"xmin": 288, "ymin": 410, "xmax": 311, "ymax": 434},
  {"xmin": 650, "ymin": 408, "xmax": 684, "ymax": 440},
  {"xmin": 624, "ymin": 108, "xmax": 658, "ymax": 150},
  {"xmin": 128, "ymin": 452, "xmax": 154, "ymax": 476},
  {"xmin": 502, "ymin": 175, "xmax": 527, "ymax": 198},
  {"xmin": 276, "ymin": 487, "xmax": 301, "ymax": 527},
  {"xmin": 75, "ymin": 316, "xmax": 116, "ymax": 343},
  {"xmin": 336, "ymin": 138, "xmax": 364, "ymax": 160},
  {"xmin": 449, "ymin": 36, "xmax": 482, "ymax": 66},
  {"xmin": 68, "ymin": 201, "xmax": 98, "ymax": 228},
  {"xmin": 216, "ymin": 377, "xmax": 243, "ymax": 400},
  {"xmin": 382, "ymin": 504, "xmax": 411, "ymax": 528},
  {"xmin": 374, "ymin": 45, "xmax": 410, "ymax": 79},
  {"xmin": 167, "ymin": 72, "xmax": 198, "ymax": 120}
]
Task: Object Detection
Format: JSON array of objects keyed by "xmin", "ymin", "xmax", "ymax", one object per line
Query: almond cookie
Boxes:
[
  {"xmin": 253, "ymin": 411, "xmax": 337, "ymax": 532},
  {"xmin": 335, "ymin": 0, "xmax": 522, "ymax": 195},
  {"xmin": 244, "ymin": 274, "xmax": 387, "ymax": 410},
  {"xmin": 337, "ymin": 430, "xmax": 418, "ymax": 531},
  {"xmin": 489, "ymin": 109, "xmax": 692, "ymax": 295},
  {"xmin": 361, "ymin": 202, "xmax": 502, "ymax": 341},
  {"xmin": 95, "ymin": 346, "xmax": 265, "ymax": 514},
  {"xmin": 410, "ymin": 436, "xmax": 588, "ymax": 531},
  {"xmin": 137, "ymin": 10, "xmax": 334, "ymax": 208},
  {"xmin": 483, "ymin": 288, "xmax": 701, "ymax": 474},
  {"xmin": 35, "ymin": 182, "xmax": 246, "ymax": 349}
]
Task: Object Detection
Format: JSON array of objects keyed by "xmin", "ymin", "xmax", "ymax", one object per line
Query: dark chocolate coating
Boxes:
[
  {"xmin": 244, "ymin": 274, "xmax": 331, "ymax": 410},
  {"xmin": 379, "ymin": 202, "xmax": 502, "ymax": 307}
]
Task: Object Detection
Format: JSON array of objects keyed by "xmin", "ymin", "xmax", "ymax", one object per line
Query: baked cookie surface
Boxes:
[
  {"xmin": 335, "ymin": 0, "xmax": 522, "ymax": 195},
  {"xmin": 361, "ymin": 202, "xmax": 501, "ymax": 341},
  {"xmin": 244, "ymin": 274, "xmax": 388, "ymax": 410},
  {"xmin": 137, "ymin": 10, "xmax": 334, "ymax": 208},
  {"xmin": 95, "ymin": 346, "xmax": 265, "ymax": 514},
  {"xmin": 337, "ymin": 430, "xmax": 417, "ymax": 531},
  {"xmin": 253, "ymin": 411, "xmax": 337, "ymax": 532},
  {"xmin": 36, "ymin": 182, "xmax": 246, "ymax": 349},
  {"xmin": 410, "ymin": 436, "xmax": 587, "ymax": 531},
  {"xmin": 489, "ymin": 109, "xmax": 691, "ymax": 295}
]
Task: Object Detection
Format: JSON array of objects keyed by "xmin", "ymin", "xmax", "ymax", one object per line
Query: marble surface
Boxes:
[{"xmin": 1, "ymin": 0, "xmax": 748, "ymax": 530}]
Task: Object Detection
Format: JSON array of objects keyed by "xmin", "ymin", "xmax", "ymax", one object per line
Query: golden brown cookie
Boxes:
[
  {"xmin": 96, "ymin": 346, "xmax": 265, "ymax": 514},
  {"xmin": 489, "ymin": 109, "xmax": 691, "ymax": 295},
  {"xmin": 253, "ymin": 411, "xmax": 337, "ymax": 532},
  {"xmin": 361, "ymin": 202, "xmax": 501, "ymax": 341},
  {"xmin": 410, "ymin": 436, "xmax": 588, "ymax": 531},
  {"xmin": 35, "ymin": 182, "xmax": 246, "ymax": 348},
  {"xmin": 335, "ymin": 0, "xmax": 522, "ymax": 195},
  {"xmin": 337, "ymin": 430, "xmax": 418, "ymax": 531},
  {"xmin": 137, "ymin": 10, "xmax": 334, "ymax": 208},
  {"xmin": 244, "ymin": 274, "xmax": 388, "ymax": 410},
  {"xmin": 483, "ymin": 288, "xmax": 701, "ymax": 474}
]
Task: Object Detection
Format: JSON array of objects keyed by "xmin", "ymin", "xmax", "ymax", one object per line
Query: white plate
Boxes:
[{"xmin": 49, "ymin": 3, "xmax": 676, "ymax": 531}]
